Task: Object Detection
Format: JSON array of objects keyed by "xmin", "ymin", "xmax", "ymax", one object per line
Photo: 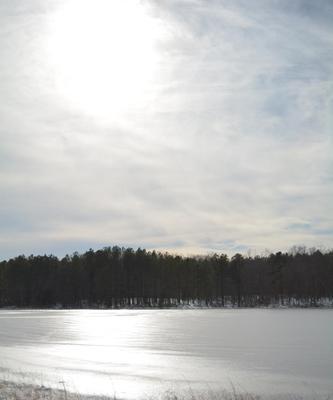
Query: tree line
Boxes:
[{"xmin": 0, "ymin": 246, "xmax": 332, "ymax": 308}]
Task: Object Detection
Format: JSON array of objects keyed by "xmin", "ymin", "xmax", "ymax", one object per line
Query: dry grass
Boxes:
[
  {"xmin": 0, "ymin": 381, "xmax": 331, "ymax": 400},
  {"xmin": 0, "ymin": 381, "xmax": 260, "ymax": 400},
  {"xmin": 0, "ymin": 380, "xmax": 110, "ymax": 400}
]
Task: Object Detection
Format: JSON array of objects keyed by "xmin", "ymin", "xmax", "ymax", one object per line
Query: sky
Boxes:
[{"xmin": 0, "ymin": 0, "xmax": 332, "ymax": 260}]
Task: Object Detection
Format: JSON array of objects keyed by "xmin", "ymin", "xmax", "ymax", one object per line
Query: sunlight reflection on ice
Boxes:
[{"xmin": 0, "ymin": 310, "xmax": 333, "ymax": 399}]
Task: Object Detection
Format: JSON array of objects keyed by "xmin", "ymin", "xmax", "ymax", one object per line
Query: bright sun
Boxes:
[{"xmin": 47, "ymin": 0, "xmax": 160, "ymax": 117}]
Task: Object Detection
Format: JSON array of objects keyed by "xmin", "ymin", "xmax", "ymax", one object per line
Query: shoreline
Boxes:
[
  {"xmin": 0, "ymin": 380, "xmax": 332, "ymax": 400},
  {"xmin": 0, "ymin": 380, "xmax": 109, "ymax": 400},
  {"xmin": 1, "ymin": 303, "xmax": 333, "ymax": 311}
]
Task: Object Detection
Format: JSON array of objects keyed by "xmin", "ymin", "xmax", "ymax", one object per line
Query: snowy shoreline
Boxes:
[
  {"xmin": 1, "ymin": 300, "xmax": 333, "ymax": 311},
  {"xmin": 0, "ymin": 380, "xmax": 332, "ymax": 400},
  {"xmin": 0, "ymin": 380, "xmax": 258, "ymax": 400},
  {"xmin": 0, "ymin": 380, "xmax": 109, "ymax": 400}
]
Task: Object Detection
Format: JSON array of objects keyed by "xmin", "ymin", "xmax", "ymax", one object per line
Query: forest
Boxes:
[{"xmin": 0, "ymin": 246, "xmax": 332, "ymax": 308}]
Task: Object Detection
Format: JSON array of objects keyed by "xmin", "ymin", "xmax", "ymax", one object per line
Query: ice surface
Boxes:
[{"xmin": 0, "ymin": 309, "xmax": 332, "ymax": 399}]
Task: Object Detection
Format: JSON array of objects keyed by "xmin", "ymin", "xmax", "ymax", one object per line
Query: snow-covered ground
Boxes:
[{"xmin": 0, "ymin": 380, "xmax": 109, "ymax": 400}]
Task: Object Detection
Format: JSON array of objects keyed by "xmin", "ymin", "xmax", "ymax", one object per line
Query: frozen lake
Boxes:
[{"xmin": 0, "ymin": 309, "xmax": 332, "ymax": 399}]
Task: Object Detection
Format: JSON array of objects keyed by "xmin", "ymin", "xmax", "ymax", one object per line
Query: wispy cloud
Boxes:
[{"xmin": 0, "ymin": 0, "xmax": 332, "ymax": 259}]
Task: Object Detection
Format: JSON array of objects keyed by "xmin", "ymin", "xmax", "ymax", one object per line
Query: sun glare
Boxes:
[{"xmin": 47, "ymin": 0, "xmax": 160, "ymax": 117}]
